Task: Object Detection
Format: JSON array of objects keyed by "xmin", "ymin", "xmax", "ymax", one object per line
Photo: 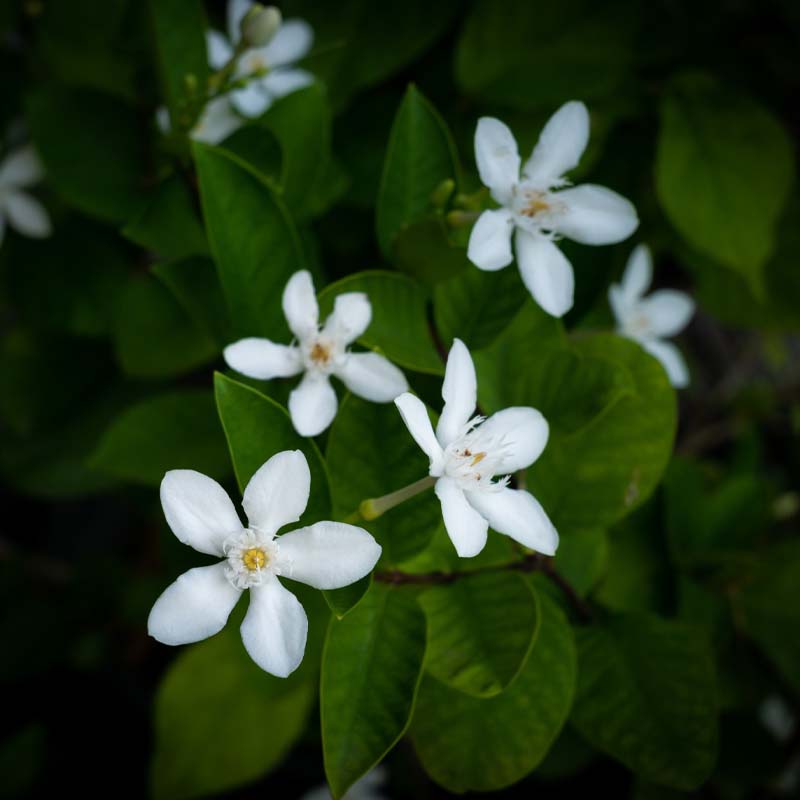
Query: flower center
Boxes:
[
  {"xmin": 512, "ymin": 185, "xmax": 566, "ymax": 236},
  {"xmin": 224, "ymin": 529, "xmax": 280, "ymax": 589},
  {"xmin": 437, "ymin": 417, "xmax": 512, "ymax": 492},
  {"xmin": 242, "ymin": 547, "xmax": 268, "ymax": 571},
  {"xmin": 310, "ymin": 341, "xmax": 332, "ymax": 366},
  {"xmin": 520, "ymin": 192, "xmax": 552, "ymax": 218}
]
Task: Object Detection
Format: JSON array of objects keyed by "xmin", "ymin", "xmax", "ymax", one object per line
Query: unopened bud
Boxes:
[
  {"xmin": 241, "ymin": 5, "xmax": 282, "ymax": 48},
  {"xmin": 430, "ymin": 178, "xmax": 455, "ymax": 209}
]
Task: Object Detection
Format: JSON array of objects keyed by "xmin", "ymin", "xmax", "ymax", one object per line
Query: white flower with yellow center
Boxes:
[
  {"xmin": 394, "ymin": 339, "xmax": 558, "ymax": 558},
  {"xmin": 609, "ymin": 244, "xmax": 695, "ymax": 388},
  {"xmin": 147, "ymin": 450, "xmax": 382, "ymax": 677},
  {"xmin": 467, "ymin": 101, "xmax": 639, "ymax": 318},
  {"xmin": 0, "ymin": 145, "xmax": 51, "ymax": 247},
  {"xmin": 224, "ymin": 270, "xmax": 409, "ymax": 437},
  {"xmin": 207, "ymin": 0, "xmax": 314, "ymax": 119}
]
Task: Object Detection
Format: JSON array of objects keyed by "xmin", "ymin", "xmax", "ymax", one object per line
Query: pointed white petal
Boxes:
[
  {"xmin": 191, "ymin": 95, "xmax": 242, "ymax": 144},
  {"xmin": 523, "ymin": 100, "xmax": 590, "ymax": 186},
  {"xmin": 262, "ymin": 68, "xmax": 314, "ymax": 99},
  {"xmin": 323, "ymin": 292, "xmax": 371, "ymax": 345},
  {"xmin": 608, "ymin": 284, "xmax": 631, "ymax": 328},
  {"xmin": 160, "ymin": 470, "xmax": 243, "ymax": 556},
  {"xmin": 467, "ymin": 208, "xmax": 514, "ymax": 271},
  {"xmin": 554, "ymin": 184, "xmax": 638, "ymax": 245},
  {"xmin": 147, "ymin": 563, "xmax": 242, "ymax": 645},
  {"xmin": 276, "ymin": 521, "xmax": 381, "ymax": 589},
  {"xmin": 394, "ymin": 393, "xmax": 444, "ymax": 471},
  {"xmin": 289, "ymin": 373, "xmax": 338, "ymax": 437},
  {"xmin": 515, "ymin": 230, "xmax": 574, "ymax": 317},
  {"xmin": 466, "ymin": 488, "xmax": 558, "ymax": 555},
  {"xmin": 224, "ymin": 338, "xmax": 303, "ymax": 380},
  {"xmin": 282, "ymin": 270, "xmax": 319, "ymax": 341},
  {"xmin": 227, "ymin": 0, "xmax": 250, "ymax": 42},
  {"xmin": 336, "ymin": 352, "xmax": 408, "ymax": 402},
  {"xmin": 0, "ymin": 146, "xmax": 44, "ymax": 189},
  {"xmin": 155, "ymin": 106, "xmax": 171, "ymax": 134},
  {"xmin": 230, "ymin": 81, "xmax": 272, "ymax": 118},
  {"xmin": 478, "ymin": 407, "xmax": 549, "ymax": 473},
  {"xmin": 474, "ymin": 117, "xmax": 520, "ymax": 204},
  {"xmin": 637, "ymin": 290, "xmax": 695, "ymax": 338},
  {"xmin": 621, "ymin": 243, "xmax": 653, "ymax": 301},
  {"xmin": 4, "ymin": 192, "xmax": 51, "ymax": 238},
  {"xmin": 436, "ymin": 338, "xmax": 477, "ymax": 447},
  {"xmin": 435, "ymin": 477, "xmax": 488, "ymax": 558},
  {"xmin": 206, "ymin": 29, "xmax": 234, "ymax": 70},
  {"xmin": 264, "ymin": 19, "xmax": 314, "ymax": 66},
  {"xmin": 241, "ymin": 576, "xmax": 308, "ymax": 677},
  {"xmin": 243, "ymin": 450, "xmax": 310, "ymax": 535},
  {"xmin": 641, "ymin": 339, "xmax": 690, "ymax": 388}
]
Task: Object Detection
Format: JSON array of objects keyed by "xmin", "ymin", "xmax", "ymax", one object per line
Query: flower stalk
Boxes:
[{"xmin": 357, "ymin": 476, "xmax": 437, "ymax": 521}]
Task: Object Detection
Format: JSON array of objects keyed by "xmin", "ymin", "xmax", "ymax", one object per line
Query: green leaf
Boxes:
[
  {"xmin": 326, "ymin": 395, "xmax": 441, "ymax": 565},
  {"xmin": 419, "ymin": 571, "xmax": 539, "ymax": 697},
  {"xmin": 392, "ymin": 218, "xmax": 469, "ymax": 287},
  {"xmin": 554, "ymin": 529, "xmax": 609, "ymax": 597},
  {"xmin": 656, "ymin": 74, "xmax": 794, "ymax": 295},
  {"xmin": 376, "ymin": 85, "xmax": 460, "ymax": 256},
  {"xmin": 411, "ymin": 582, "xmax": 576, "ymax": 792},
  {"xmin": 571, "ymin": 613, "xmax": 718, "ymax": 789},
  {"xmin": 90, "ymin": 390, "xmax": 229, "ymax": 486},
  {"xmin": 194, "ymin": 143, "xmax": 307, "ymax": 340},
  {"xmin": 26, "ymin": 87, "xmax": 146, "ymax": 222},
  {"xmin": 321, "ymin": 583, "xmax": 427, "ymax": 799},
  {"xmin": 214, "ymin": 373, "xmax": 330, "ymax": 524},
  {"xmin": 317, "ymin": 271, "xmax": 442, "ymax": 375}
]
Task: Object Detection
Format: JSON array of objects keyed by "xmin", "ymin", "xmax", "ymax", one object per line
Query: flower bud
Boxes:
[{"xmin": 241, "ymin": 5, "xmax": 282, "ymax": 48}]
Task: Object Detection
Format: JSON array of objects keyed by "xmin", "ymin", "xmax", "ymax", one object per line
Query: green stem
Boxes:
[{"xmin": 350, "ymin": 475, "xmax": 436, "ymax": 522}]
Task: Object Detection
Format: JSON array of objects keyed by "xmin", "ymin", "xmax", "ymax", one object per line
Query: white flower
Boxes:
[
  {"xmin": 208, "ymin": 0, "xmax": 314, "ymax": 119},
  {"xmin": 301, "ymin": 766, "xmax": 388, "ymax": 800},
  {"xmin": 224, "ymin": 270, "xmax": 409, "ymax": 437},
  {"xmin": 147, "ymin": 450, "xmax": 382, "ymax": 677},
  {"xmin": 609, "ymin": 244, "xmax": 695, "ymax": 388},
  {"xmin": 0, "ymin": 145, "xmax": 51, "ymax": 247},
  {"xmin": 394, "ymin": 339, "xmax": 558, "ymax": 558},
  {"xmin": 155, "ymin": 96, "xmax": 244, "ymax": 146},
  {"xmin": 467, "ymin": 101, "xmax": 638, "ymax": 318}
]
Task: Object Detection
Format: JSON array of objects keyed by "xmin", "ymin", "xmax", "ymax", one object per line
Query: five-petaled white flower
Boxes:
[
  {"xmin": 208, "ymin": 0, "xmax": 314, "ymax": 119},
  {"xmin": 0, "ymin": 145, "xmax": 51, "ymax": 247},
  {"xmin": 394, "ymin": 339, "xmax": 558, "ymax": 558},
  {"xmin": 224, "ymin": 270, "xmax": 409, "ymax": 437},
  {"xmin": 156, "ymin": 97, "xmax": 244, "ymax": 146},
  {"xmin": 148, "ymin": 450, "xmax": 381, "ymax": 677},
  {"xmin": 468, "ymin": 101, "xmax": 638, "ymax": 318},
  {"xmin": 609, "ymin": 244, "xmax": 695, "ymax": 388}
]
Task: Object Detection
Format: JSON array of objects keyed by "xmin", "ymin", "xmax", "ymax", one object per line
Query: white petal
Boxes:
[
  {"xmin": 323, "ymin": 292, "xmax": 371, "ymax": 345},
  {"xmin": 230, "ymin": 81, "xmax": 272, "ymax": 118},
  {"xmin": 474, "ymin": 117, "xmax": 520, "ymax": 204},
  {"xmin": 515, "ymin": 230, "xmax": 574, "ymax": 317},
  {"xmin": 336, "ymin": 352, "xmax": 408, "ymax": 402},
  {"xmin": 4, "ymin": 192, "xmax": 51, "ymax": 238},
  {"xmin": 263, "ymin": 19, "xmax": 314, "ymax": 67},
  {"xmin": 227, "ymin": 0, "xmax": 250, "ymax": 42},
  {"xmin": 262, "ymin": 68, "xmax": 315, "ymax": 100},
  {"xmin": 0, "ymin": 146, "xmax": 44, "ymax": 189},
  {"xmin": 608, "ymin": 284, "xmax": 632, "ymax": 328},
  {"xmin": 621, "ymin": 243, "xmax": 653, "ymax": 301},
  {"xmin": 206, "ymin": 29, "xmax": 234, "ymax": 70},
  {"xmin": 466, "ymin": 488, "xmax": 558, "ymax": 555},
  {"xmin": 289, "ymin": 373, "xmax": 338, "ymax": 437},
  {"xmin": 435, "ymin": 477, "xmax": 488, "ymax": 558},
  {"xmin": 554, "ymin": 184, "xmax": 638, "ymax": 245},
  {"xmin": 240, "ymin": 576, "xmax": 308, "ymax": 677},
  {"xmin": 224, "ymin": 338, "xmax": 302, "ymax": 380},
  {"xmin": 155, "ymin": 106, "xmax": 171, "ymax": 134},
  {"xmin": 467, "ymin": 208, "xmax": 514, "ymax": 271},
  {"xmin": 243, "ymin": 450, "xmax": 310, "ymax": 535},
  {"xmin": 641, "ymin": 339, "xmax": 690, "ymax": 388},
  {"xmin": 276, "ymin": 521, "xmax": 381, "ymax": 589},
  {"xmin": 148, "ymin": 563, "xmax": 242, "ymax": 645},
  {"xmin": 523, "ymin": 100, "xmax": 590, "ymax": 186},
  {"xmin": 436, "ymin": 338, "xmax": 477, "ymax": 447},
  {"xmin": 282, "ymin": 270, "xmax": 319, "ymax": 341},
  {"xmin": 637, "ymin": 290, "xmax": 695, "ymax": 338},
  {"xmin": 191, "ymin": 95, "xmax": 243, "ymax": 144},
  {"xmin": 477, "ymin": 407, "xmax": 549, "ymax": 473},
  {"xmin": 394, "ymin": 393, "xmax": 444, "ymax": 472},
  {"xmin": 160, "ymin": 470, "xmax": 243, "ymax": 556}
]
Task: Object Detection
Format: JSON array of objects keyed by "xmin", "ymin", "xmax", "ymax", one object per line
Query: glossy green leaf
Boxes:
[
  {"xmin": 317, "ymin": 271, "xmax": 442, "ymax": 374},
  {"xmin": 419, "ymin": 571, "xmax": 539, "ymax": 697},
  {"xmin": 554, "ymin": 529, "xmax": 609, "ymax": 597},
  {"xmin": 90, "ymin": 390, "xmax": 229, "ymax": 486},
  {"xmin": 321, "ymin": 583, "xmax": 427, "ymax": 799},
  {"xmin": 194, "ymin": 143, "xmax": 307, "ymax": 340},
  {"xmin": 656, "ymin": 74, "xmax": 794, "ymax": 295},
  {"xmin": 411, "ymin": 582, "xmax": 576, "ymax": 792},
  {"xmin": 571, "ymin": 613, "xmax": 718, "ymax": 789},
  {"xmin": 392, "ymin": 218, "xmax": 469, "ymax": 286},
  {"xmin": 376, "ymin": 85, "xmax": 460, "ymax": 256}
]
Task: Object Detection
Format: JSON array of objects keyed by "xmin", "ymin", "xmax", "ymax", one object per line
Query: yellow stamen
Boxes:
[
  {"xmin": 521, "ymin": 196, "xmax": 550, "ymax": 217},
  {"xmin": 310, "ymin": 342, "xmax": 331, "ymax": 365},
  {"xmin": 242, "ymin": 547, "xmax": 267, "ymax": 571},
  {"xmin": 470, "ymin": 452, "xmax": 487, "ymax": 466}
]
